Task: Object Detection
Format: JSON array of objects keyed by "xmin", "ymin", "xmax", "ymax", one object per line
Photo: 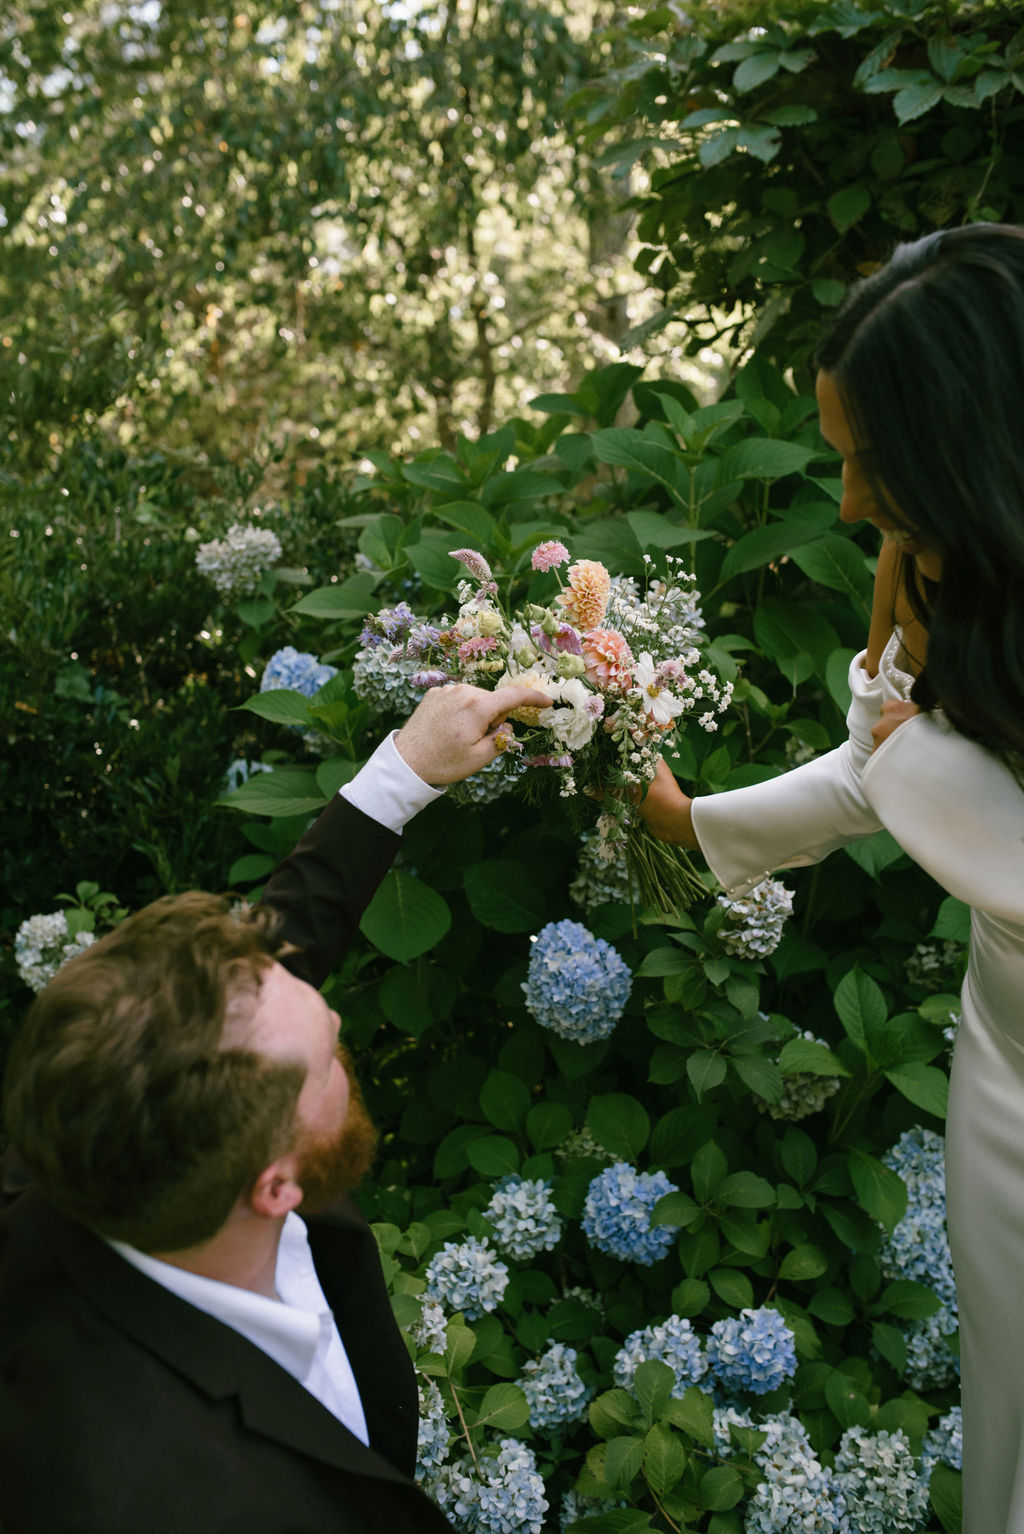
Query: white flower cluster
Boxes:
[
  {"xmin": 15, "ymin": 911, "xmax": 95, "ymax": 993},
  {"xmin": 605, "ymin": 563, "xmax": 706, "ymax": 657},
  {"xmin": 195, "ymin": 522, "xmax": 282, "ymax": 597},
  {"xmin": 744, "ymin": 1414, "xmax": 844, "ymax": 1534},
  {"xmin": 833, "ymin": 1426, "xmax": 930, "ymax": 1533},
  {"xmin": 717, "ymin": 878, "xmax": 794, "ymax": 959},
  {"xmin": 424, "ymin": 1237, "xmax": 509, "ymax": 1322},
  {"xmin": 415, "ymin": 1379, "xmax": 450, "ymax": 1481},
  {"xmin": 554, "ymin": 1127, "xmax": 615, "ymax": 1166},
  {"xmin": 453, "ymin": 753, "xmax": 527, "ymax": 805},
  {"xmin": 410, "ymin": 1297, "xmax": 448, "ymax": 1355},
  {"xmin": 905, "ymin": 939, "xmax": 966, "ymax": 992},
  {"xmin": 517, "ymin": 1341, "xmax": 592, "ymax": 1430},
  {"xmin": 483, "ymin": 1177, "xmax": 563, "ymax": 1261},
  {"xmin": 568, "ymin": 829, "xmax": 633, "ymax": 912},
  {"xmin": 760, "ymin": 1030, "xmax": 842, "ymax": 1122},
  {"xmin": 429, "ymin": 1438, "xmax": 549, "ymax": 1534}
]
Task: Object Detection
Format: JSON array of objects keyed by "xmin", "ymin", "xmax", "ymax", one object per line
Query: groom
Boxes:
[{"xmin": 0, "ymin": 682, "xmax": 547, "ymax": 1534}]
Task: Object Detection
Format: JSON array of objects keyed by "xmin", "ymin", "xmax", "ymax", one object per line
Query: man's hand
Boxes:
[
  {"xmin": 871, "ymin": 699, "xmax": 920, "ymax": 752},
  {"xmin": 395, "ymin": 683, "xmax": 553, "ymax": 786}
]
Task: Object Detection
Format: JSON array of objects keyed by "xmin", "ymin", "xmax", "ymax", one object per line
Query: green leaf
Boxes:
[
  {"xmin": 650, "ymin": 1192, "xmax": 701, "ymax": 1229},
  {"xmin": 634, "ymin": 1360, "xmax": 674, "ymax": 1424},
  {"xmin": 359, "ymin": 870, "xmax": 452, "ymax": 961},
  {"xmin": 717, "ymin": 438, "xmax": 816, "ymax": 482},
  {"xmin": 877, "ymin": 1278, "xmax": 940, "ymax": 1320},
  {"xmin": 379, "ymin": 961, "xmax": 457, "ymax": 1037},
  {"xmin": 781, "ymin": 1127, "xmax": 818, "ymax": 1187},
  {"xmin": 688, "ymin": 1050, "xmax": 728, "ymax": 1099},
  {"xmin": 826, "ymin": 647, "xmax": 856, "ymax": 713},
  {"xmin": 432, "ymin": 500, "xmax": 496, "ymax": 546},
  {"xmin": 827, "ymin": 184, "xmax": 871, "ymax": 232},
  {"xmin": 718, "ymin": 521, "xmax": 824, "ymax": 583},
  {"xmin": 236, "ymin": 689, "xmax": 314, "ymax": 727},
  {"xmin": 591, "ymin": 428, "xmax": 686, "ymax": 506},
  {"xmin": 290, "ymin": 572, "xmax": 378, "ymax": 618},
  {"xmin": 930, "ymin": 1463, "xmax": 963, "ymax": 1534},
  {"xmin": 893, "ymin": 80, "xmax": 945, "ymax": 122},
  {"xmin": 709, "ymin": 1267, "xmax": 754, "ymax": 1309},
  {"xmin": 778, "ymin": 1244, "xmax": 828, "ymax": 1282},
  {"xmin": 463, "ymin": 860, "xmax": 545, "ymax": 933},
  {"xmin": 315, "ymin": 758, "xmax": 358, "ymax": 799},
  {"xmin": 789, "ymin": 535, "xmax": 872, "ymax": 606},
  {"xmin": 731, "ymin": 1054, "xmax": 784, "ymax": 1102},
  {"xmin": 237, "ymin": 596, "xmax": 276, "ymax": 627},
  {"xmin": 642, "ymin": 1421, "xmax": 688, "ymax": 1497},
  {"xmin": 527, "ymin": 1101, "xmax": 574, "ymax": 1152},
  {"xmin": 604, "ymin": 1435, "xmax": 647, "ymax": 1490},
  {"xmin": 833, "ymin": 966, "xmax": 887, "ymax": 1052},
  {"xmin": 844, "ymin": 829, "xmax": 906, "ymax": 880},
  {"xmin": 467, "ymin": 1136, "xmax": 521, "ymax": 1179},
  {"xmin": 716, "ymin": 1171, "xmax": 776, "ymax": 1208},
  {"xmin": 808, "ymin": 1288, "xmax": 855, "ymax": 1326},
  {"xmin": 661, "ymin": 1385, "xmax": 715, "ymax": 1447},
  {"xmin": 872, "ymin": 1320, "xmax": 907, "ymax": 1374},
  {"xmin": 884, "ymin": 1062, "xmax": 949, "ymax": 1119},
  {"xmin": 691, "ymin": 1139, "xmax": 728, "ymax": 1204},
  {"xmin": 479, "ymin": 1068, "xmax": 532, "ymax": 1134},
  {"xmin": 671, "ymin": 1277, "xmax": 711, "ymax": 1317},
  {"xmin": 699, "ymin": 126, "xmax": 739, "ymax": 168},
  {"xmin": 848, "ymin": 1147, "xmax": 908, "ymax": 1233},
  {"xmin": 778, "ymin": 1037, "xmax": 849, "ymax": 1078},
  {"xmin": 635, "ymin": 946, "xmax": 692, "ymax": 978},
  {"xmin": 406, "ymin": 531, "xmax": 473, "ymax": 593},
  {"xmin": 626, "ymin": 510, "xmax": 714, "ymax": 550},
  {"xmin": 227, "ymin": 852, "xmax": 275, "ymax": 885},
  {"xmin": 733, "ymin": 49, "xmax": 781, "ymax": 92},
  {"xmin": 587, "ymin": 1093, "xmax": 651, "ymax": 1162},
  {"xmin": 444, "ymin": 1321, "xmax": 476, "ymax": 1376},
  {"xmin": 699, "ymin": 1463, "xmax": 745, "ymax": 1512},
  {"xmin": 931, "ymin": 895, "xmax": 971, "ymax": 942},
  {"xmin": 590, "ymin": 1389, "xmax": 642, "ymax": 1441},
  {"xmin": 812, "ymin": 277, "xmax": 847, "ymax": 306},
  {"xmin": 475, "ymin": 1382, "xmax": 530, "ymax": 1431},
  {"xmin": 825, "ymin": 1369, "xmax": 871, "ymax": 1429},
  {"xmin": 216, "ymin": 766, "xmax": 327, "ymax": 818}
]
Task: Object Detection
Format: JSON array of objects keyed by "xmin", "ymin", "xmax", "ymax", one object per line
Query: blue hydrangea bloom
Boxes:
[
  {"xmin": 522, "ymin": 919, "xmax": 631, "ymax": 1043},
  {"xmin": 518, "ymin": 1341, "xmax": 592, "ymax": 1430},
  {"xmin": 881, "ymin": 1127, "xmax": 959, "ymax": 1389},
  {"xmin": 415, "ymin": 1379, "xmax": 450, "ymax": 1481},
  {"xmin": 613, "ymin": 1315, "xmax": 708, "ymax": 1396},
  {"xmin": 260, "ymin": 645, "xmax": 337, "ymax": 697},
  {"xmin": 483, "ymin": 1177, "xmax": 562, "ymax": 1261},
  {"xmin": 833, "ymin": 1426, "xmax": 930, "ymax": 1533},
  {"xmin": 430, "ymin": 1438, "xmax": 549, "ymax": 1534},
  {"xmin": 716, "ymin": 1413, "xmax": 844, "ymax": 1534},
  {"xmin": 581, "ymin": 1162, "xmax": 679, "ymax": 1265},
  {"xmin": 921, "ymin": 1406, "xmax": 963, "ymax": 1477},
  {"xmin": 424, "ymin": 1236, "xmax": 509, "ymax": 1321},
  {"xmin": 706, "ymin": 1307, "xmax": 797, "ymax": 1396}
]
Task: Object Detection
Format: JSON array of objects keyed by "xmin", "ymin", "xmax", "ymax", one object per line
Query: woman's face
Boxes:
[{"xmin": 815, "ymin": 371, "xmax": 943, "ymax": 583}]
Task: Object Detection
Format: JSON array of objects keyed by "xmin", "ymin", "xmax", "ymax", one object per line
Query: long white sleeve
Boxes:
[
  {"xmin": 861, "ymin": 712, "xmax": 1024, "ymax": 926},
  {"xmin": 691, "ymin": 648, "xmax": 891, "ymax": 897}
]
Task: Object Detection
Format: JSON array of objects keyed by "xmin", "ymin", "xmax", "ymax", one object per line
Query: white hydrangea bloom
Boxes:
[
  {"xmin": 483, "ymin": 1177, "xmax": 563, "ymax": 1262},
  {"xmin": 195, "ymin": 522, "xmax": 282, "ymax": 597},
  {"xmin": 15, "ymin": 912, "xmax": 96, "ymax": 993},
  {"xmin": 718, "ymin": 879, "xmax": 794, "ymax": 959}
]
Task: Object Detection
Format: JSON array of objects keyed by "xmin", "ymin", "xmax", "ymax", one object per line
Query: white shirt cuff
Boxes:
[{"xmin": 339, "ymin": 731, "xmax": 445, "ymax": 833}]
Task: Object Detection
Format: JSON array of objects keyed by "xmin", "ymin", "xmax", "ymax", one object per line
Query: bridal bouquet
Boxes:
[{"xmin": 357, "ymin": 541, "xmax": 732, "ymax": 911}]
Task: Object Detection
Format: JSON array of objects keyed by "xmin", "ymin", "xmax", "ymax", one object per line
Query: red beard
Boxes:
[{"xmin": 295, "ymin": 1046, "xmax": 379, "ymax": 1213}]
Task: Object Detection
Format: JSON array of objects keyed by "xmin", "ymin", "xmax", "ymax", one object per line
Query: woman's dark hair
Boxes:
[{"xmin": 815, "ymin": 222, "xmax": 1024, "ymax": 768}]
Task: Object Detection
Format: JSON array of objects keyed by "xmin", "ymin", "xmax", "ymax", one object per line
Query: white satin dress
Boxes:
[{"xmin": 691, "ymin": 631, "xmax": 1024, "ymax": 1534}]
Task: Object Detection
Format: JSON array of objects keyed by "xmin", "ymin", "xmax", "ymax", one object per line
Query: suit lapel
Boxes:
[{"xmin": 28, "ymin": 1195, "xmax": 414, "ymax": 1486}]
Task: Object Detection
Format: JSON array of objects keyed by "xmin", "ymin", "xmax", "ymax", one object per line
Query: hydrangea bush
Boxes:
[{"xmin": 196, "ymin": 366, "xmax": 963, "ymax": 1531}]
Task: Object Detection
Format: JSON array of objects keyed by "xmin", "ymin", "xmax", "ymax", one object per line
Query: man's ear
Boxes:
[{"xmin": 248, "ymin": 1156, "xmax": 303, "ymax": 1221}]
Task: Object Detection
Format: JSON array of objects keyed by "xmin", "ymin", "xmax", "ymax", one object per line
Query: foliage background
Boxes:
[{"xmin": 5, "ymin": 0, "xmax": 1023, "ymax": 1528}]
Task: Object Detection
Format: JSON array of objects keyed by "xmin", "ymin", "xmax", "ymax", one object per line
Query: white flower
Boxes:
[
  {"xmin": 547, "ymin": 676, "xmax": 599, "ymax": 751},
  {"xmin": 633, "ymin": 651, "xmax": 686, "ymax": 727}
]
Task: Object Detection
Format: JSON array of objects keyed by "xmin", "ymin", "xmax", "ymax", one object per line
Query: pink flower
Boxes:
[
  {"xmin": 531, "ymin": 540, "xmax": 570, "ymax": 572},
  {"xmin": 458, "ymin": 636, "xmax": 498, "ymax": 661},
  {"xmin": 524, "ymin": 753, "xmax": 573, "ymax": 769},
  {"xmin": 557, "ymin": 559, "xmax": 612, "ymax": 629},
  {"xmin": 531, "ymin": 621, "xmax": 583, "ymax": 657},
  {"xmin": 450, "ymin": 548, "xmax": 493, "ymax": 581},
  {"xmin": 581, "ymin": 628, "xmax": 634, "ymax": 691}
]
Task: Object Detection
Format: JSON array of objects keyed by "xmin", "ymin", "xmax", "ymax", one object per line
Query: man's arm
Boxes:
[{"xmin": 262, "ymin": 684, "xmax": 550, "ymax": 986}]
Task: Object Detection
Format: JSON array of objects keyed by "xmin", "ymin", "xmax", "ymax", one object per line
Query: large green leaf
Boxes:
[
  {"xmin": 719, "ymin": 520, "xmax": 824, "ymax": 583},
  {"xmin": 216, "ymin": 767, "xmax": 327, "ymax": 818},
  {"xmin": 358, "ymin": 870, "xmax": 452, "ymax": 961},
  {"xmin": 848, "ymin": 1147, "xmax": 908, "ymax": 1233},
  {"xmin": 884, "ymin": 1062, "xmax": 949, "ymax": 1118},
  {"xmin": 290, "ymin": 572, "xmax": 378, "ymax": 618},
  {"xmin": 789, "ymin": 535, "xmax": 873, "ymax": 608},
  {"xmin": 463, "ymin": 860, "xmax": 545, "ymax": 933},
  {"xmin": 833, "ymin": 966, "xmax": 887, "ymax": 1052},
  {"xmin": 587, "ymin": 1093, "xmax": 651, "ymax": 1162},
  {"xmin": 717, "ymin": 437, "xmax": 817, "ymax": 482},
  {"xmin": 778, "ymin": 1036, "xmax": 850, "ymax": 1078},
  {"xmin": 474, "ymin": 1383, "xmax": 530, "ymax": 1431},
  {"xmin": 479, "ymin": 1068, "xmax": 532, "ymax": 1133},
  {"xmin": 235, "ymin": 689, "xmax": 313, "ymax": 727},
  {"xmin": 641, "ymin": 1421, "xmax": 687, "ymax": 1497}
]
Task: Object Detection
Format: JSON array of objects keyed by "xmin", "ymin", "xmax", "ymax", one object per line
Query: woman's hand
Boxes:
[
  {"xmin": 871, "ymin": 699, "xmax": 920, "ymax": 752},
  {"xmin": 638, "ymin": 759, "xmax": 700, "ymax": 849}
]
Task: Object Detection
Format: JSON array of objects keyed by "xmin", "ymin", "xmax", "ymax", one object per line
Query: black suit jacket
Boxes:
[{"xmin": 0, "ymin": 795, "xmax": 455, "ymax": 1533}]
